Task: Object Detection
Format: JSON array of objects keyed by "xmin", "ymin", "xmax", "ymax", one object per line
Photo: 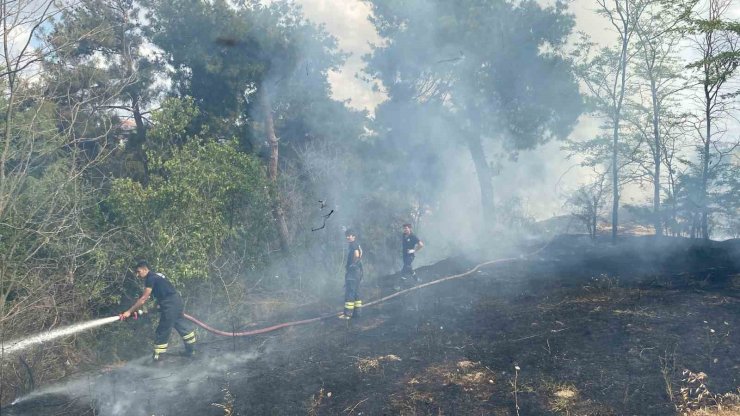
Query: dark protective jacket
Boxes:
[
  {"xmin": 144, "ymin": 271, "xmax": 178, "ymax": 301},
  {"xmin": 402, "ymin": 233, "xmax": 420, "ymax": 254}
]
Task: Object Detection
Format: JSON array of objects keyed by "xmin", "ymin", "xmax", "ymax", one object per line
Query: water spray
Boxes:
[
  {"xmin": 2, "ymin": 316, "xmax": 121, "ymax": 357},
  {"xmin": 2, "ymin": 310, "xmax": 146, "ymax": 357}
]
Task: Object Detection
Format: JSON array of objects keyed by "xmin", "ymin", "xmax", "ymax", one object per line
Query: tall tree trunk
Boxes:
[
  {"xmin": 0, "ymin": 23, "xmax": 17, "ymax": 219},
  {"xmin": 261, "ymin": 90, "xmax": 290, "ymax": 254},
  {"xmin": 611, "ymin": 120, "xmax": 619, "ymax": 241},
  {"xmin": 591, "ymin": 199, "xmax": 597, "ymax": 239},
  {"xmin": 0, "ymin": 78, "xmax": 15, "ymax": 219},
  {"xmin": 699, "ymin": 60, "xmax": 711, "ymax": 240},
  {"xmin": 701, "ymin": 82, "xmax": 711, "ymax": 240},
  {"xmin": 610, "ymin": 0, "xmax": 631, "ymax": 242},
  {"xmin": 130, "ymin": 94, "xmax": 149, "ymax": 185},
  {"xmin": 465, "ymin": 135, "xmax": 495, "ymax": 229},
  {"xmin": 650, "ymin": 78, "xmax": 662, "ymax": 237}
]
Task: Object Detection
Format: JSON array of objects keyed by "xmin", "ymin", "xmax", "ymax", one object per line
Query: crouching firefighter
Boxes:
[
  {"xmin": 339, "ymin": 229, "xmax": 363, "ymax": 320},
  {"xmin": 120, "ymin": 260, "xmax": 197, "ymax": 362}
]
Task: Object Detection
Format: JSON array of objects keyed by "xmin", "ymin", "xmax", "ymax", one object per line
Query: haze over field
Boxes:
[{"xmin": 1, "ymin": 0, "xmax": 739, "ymax": 413}]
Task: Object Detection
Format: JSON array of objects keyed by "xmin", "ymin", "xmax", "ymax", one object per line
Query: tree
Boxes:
[
  {"xmin": 625, "ymin": 105, "xmax": 691, "ymax": 234},
  {"xmin": 364, "ymin": 0, "xmax": 582, "ymax": 230},
  {"xmin": 1, "ymin": 0, "xmax": 55, "ymax": 218},
  {"xmin": 683, "ymin": 0, "xmax": 740, "ymax": 239},
  {"xmin": 1, "ymin": 0, "xmax": 125, "ymax": 402},
  {"xmin": 660, "ymin": 114, "xmax": 692, "ymax": 236},
  {"xmin": 713, "ymin": 160, "xmax": 740, "ymax": 237},
  {"xmin": 566, "ymin": 169, "xmax": 610, "ymax": 238},
  {"xmin": 42, "ymin": 0, "xmax": 163, "ymax": 184},
  {"xmin": 629, "ymin": 0, "xmax": 695, "ymax": 236},
  {"xmin": 108, "ymin": 99, "xmax": 273, "ymax": 282},
  {"xmin": 572, "ymin": 0, "xmax": 648, "ymax": 240},
  {"xmin": 147, "ymin": 0, "xmax": 350, "ymax": 254}
]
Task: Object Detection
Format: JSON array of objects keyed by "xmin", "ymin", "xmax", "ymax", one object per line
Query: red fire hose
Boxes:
[
  {"xmin": 183, "ymin": 311, "xmax": 339, "ymax": 337},
  {"xmin": 183, "ymin": 254, "xmax": 528, "ymax": 337}
]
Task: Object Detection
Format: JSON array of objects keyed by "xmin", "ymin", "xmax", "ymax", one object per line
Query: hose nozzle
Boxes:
[{"xmin": 118, "ymin": 308, "xmax": 147, "ymax": 322}]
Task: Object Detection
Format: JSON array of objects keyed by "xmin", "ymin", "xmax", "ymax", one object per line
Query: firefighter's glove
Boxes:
[{"xmin": 407, "ymin": 249, "xmax": 415, "ymax": 254}]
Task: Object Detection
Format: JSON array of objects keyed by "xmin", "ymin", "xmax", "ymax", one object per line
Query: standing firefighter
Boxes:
[
  {"xmin": 339, "ymin": 229, "xmax": 363, "ymax": 320},
  {"xmin": 120, "ymin": 260, "xmax": 197, "ymax": 362},
  {"xmin": 401, "ymin": 223, "xmax": 424, "ymax": 282}
]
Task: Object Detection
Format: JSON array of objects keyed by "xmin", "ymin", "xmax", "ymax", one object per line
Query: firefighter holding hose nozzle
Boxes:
[{"xmin": 120, "ymin": 260, "xmax": 197, "ymax": 363}]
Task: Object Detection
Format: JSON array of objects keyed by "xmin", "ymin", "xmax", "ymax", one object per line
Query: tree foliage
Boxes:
[
  {"xmin": 108, "ymin": 99, "xmax": 272, "ymax": 283},
  {"xmin": 364, "ymin": 0, "xmax": 582, "ymax": 227}
]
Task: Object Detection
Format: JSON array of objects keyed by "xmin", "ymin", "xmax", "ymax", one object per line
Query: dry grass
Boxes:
[
  {"xmin": 541, "ymin": 381, "xmax": 580, "ymax": 414},
  {"xmin": 210, "ymin": 381, "xmax": 235, "ymax": 415},
  {"xmin": 613, "ymin": 308, "xmax": 658, "ymax": 318},
  {"xmin": 689, "ymin": 405, "xmax": 740, "ymax": 416},
  {"xmin": 430, "ymin": 361, "xmax": 496, "ymax": 390},
  {"xmin": 677, "ymin": 370, "xmax": 740, "ymax": 416},
  {"xmin": 306, "ymin": 387, "xmax": 326, "ymax": 416},
  {"xmin": 388, "ymin": 360, "xmax": 498, "ymax": 414},
  {"xmin": 389, "ymin": 389, "xmax": 436, "ymax": 415},
  {"xmin": 356, "ymin": 354, "xmax": 401, "ymax": 373},
  {"xmin": 413, "ymin": 361, "xmax": 495, "ymax": 399}
]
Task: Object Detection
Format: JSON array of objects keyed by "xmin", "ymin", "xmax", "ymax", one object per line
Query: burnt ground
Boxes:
[{"xmin": 4, "ymin": 235, "xmax": 740, "ymax": 415}]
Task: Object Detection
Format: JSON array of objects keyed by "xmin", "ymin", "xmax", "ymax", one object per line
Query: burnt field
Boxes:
[{"xmin": 5, "ymin": 236, "xmax": 740, "ymax": 416}]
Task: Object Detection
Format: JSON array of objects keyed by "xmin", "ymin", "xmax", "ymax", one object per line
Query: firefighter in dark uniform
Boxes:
[
  {"xmin": 400, "ymin": 223, "xmax": 424, "ymax": 282},
  {"xmin": 120, "ymin": 260, "xmax": 197, "ymax": 361},
  {"xmin": 339, "ymin": 229, "xmax": 363, "ymax": 320}
]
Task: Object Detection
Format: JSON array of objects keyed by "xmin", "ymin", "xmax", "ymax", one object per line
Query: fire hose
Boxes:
[
  {"xmin": 2, "ymin": 246, "xmax": 550, "ymax": 358},
  {"xmin": 180, "ymin": 250, "xmax": 544, "ymax": 337}
]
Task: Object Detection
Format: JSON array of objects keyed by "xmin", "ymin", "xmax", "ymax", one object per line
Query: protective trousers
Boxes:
[
  {"xmin": 343, "ymin": 266, "xmax": 363, "ymax": 318},
  {"xmin": 401, "ymin": 253, "xmax": 415, "ymax": 277},
  {"xmin": 153, "ymin": 295, "xmax": 197, "ymax": 360}
]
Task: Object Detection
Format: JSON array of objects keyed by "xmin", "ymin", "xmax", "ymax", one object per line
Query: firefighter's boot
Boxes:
[
  {"xmin": 352, "ymin": 300, "xmax": 362, "ymax": 319},
  {"xmin": 181, "ymin": 331, "xmax": 197, "ymax": 358},
  {"xmin": 152, "ymin": 343, "xmax": 168, "ymax": 367}
]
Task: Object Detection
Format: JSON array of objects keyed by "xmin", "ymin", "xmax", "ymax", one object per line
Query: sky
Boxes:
[{"xmin": 291, "ymin": 0, "xmax": 384, "ymax": 111}]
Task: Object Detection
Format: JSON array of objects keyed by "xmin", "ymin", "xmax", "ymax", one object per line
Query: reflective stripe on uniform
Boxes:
[
  {"xmin": 344, "ymin": 302, "xmax": 355, "ymax": 309},
  {"xmin": 154, "ymin": 343, "xmax": 168, "ymax": 354},
  {"xmin": 353, "ymin": 300, "xmax": 362, "ymax": 308},
  {"xmin": 182, "ymin": 331, "xmax": 196, "ymax": 344}
]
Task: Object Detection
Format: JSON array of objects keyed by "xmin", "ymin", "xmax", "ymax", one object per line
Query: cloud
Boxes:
[{"xmin": 293, "ymin": 0, "xmax": 386, "ymax": 111}]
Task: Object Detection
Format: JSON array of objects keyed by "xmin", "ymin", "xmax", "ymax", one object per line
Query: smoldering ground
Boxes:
[{"xmin": 10, "ymin": 235, "xmax": 739, "ymax": 415}]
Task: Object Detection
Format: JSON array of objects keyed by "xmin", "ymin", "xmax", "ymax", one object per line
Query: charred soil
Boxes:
[{"xmin": 4, "ymin": 235, "xmax": 740, "ymax": 415}]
